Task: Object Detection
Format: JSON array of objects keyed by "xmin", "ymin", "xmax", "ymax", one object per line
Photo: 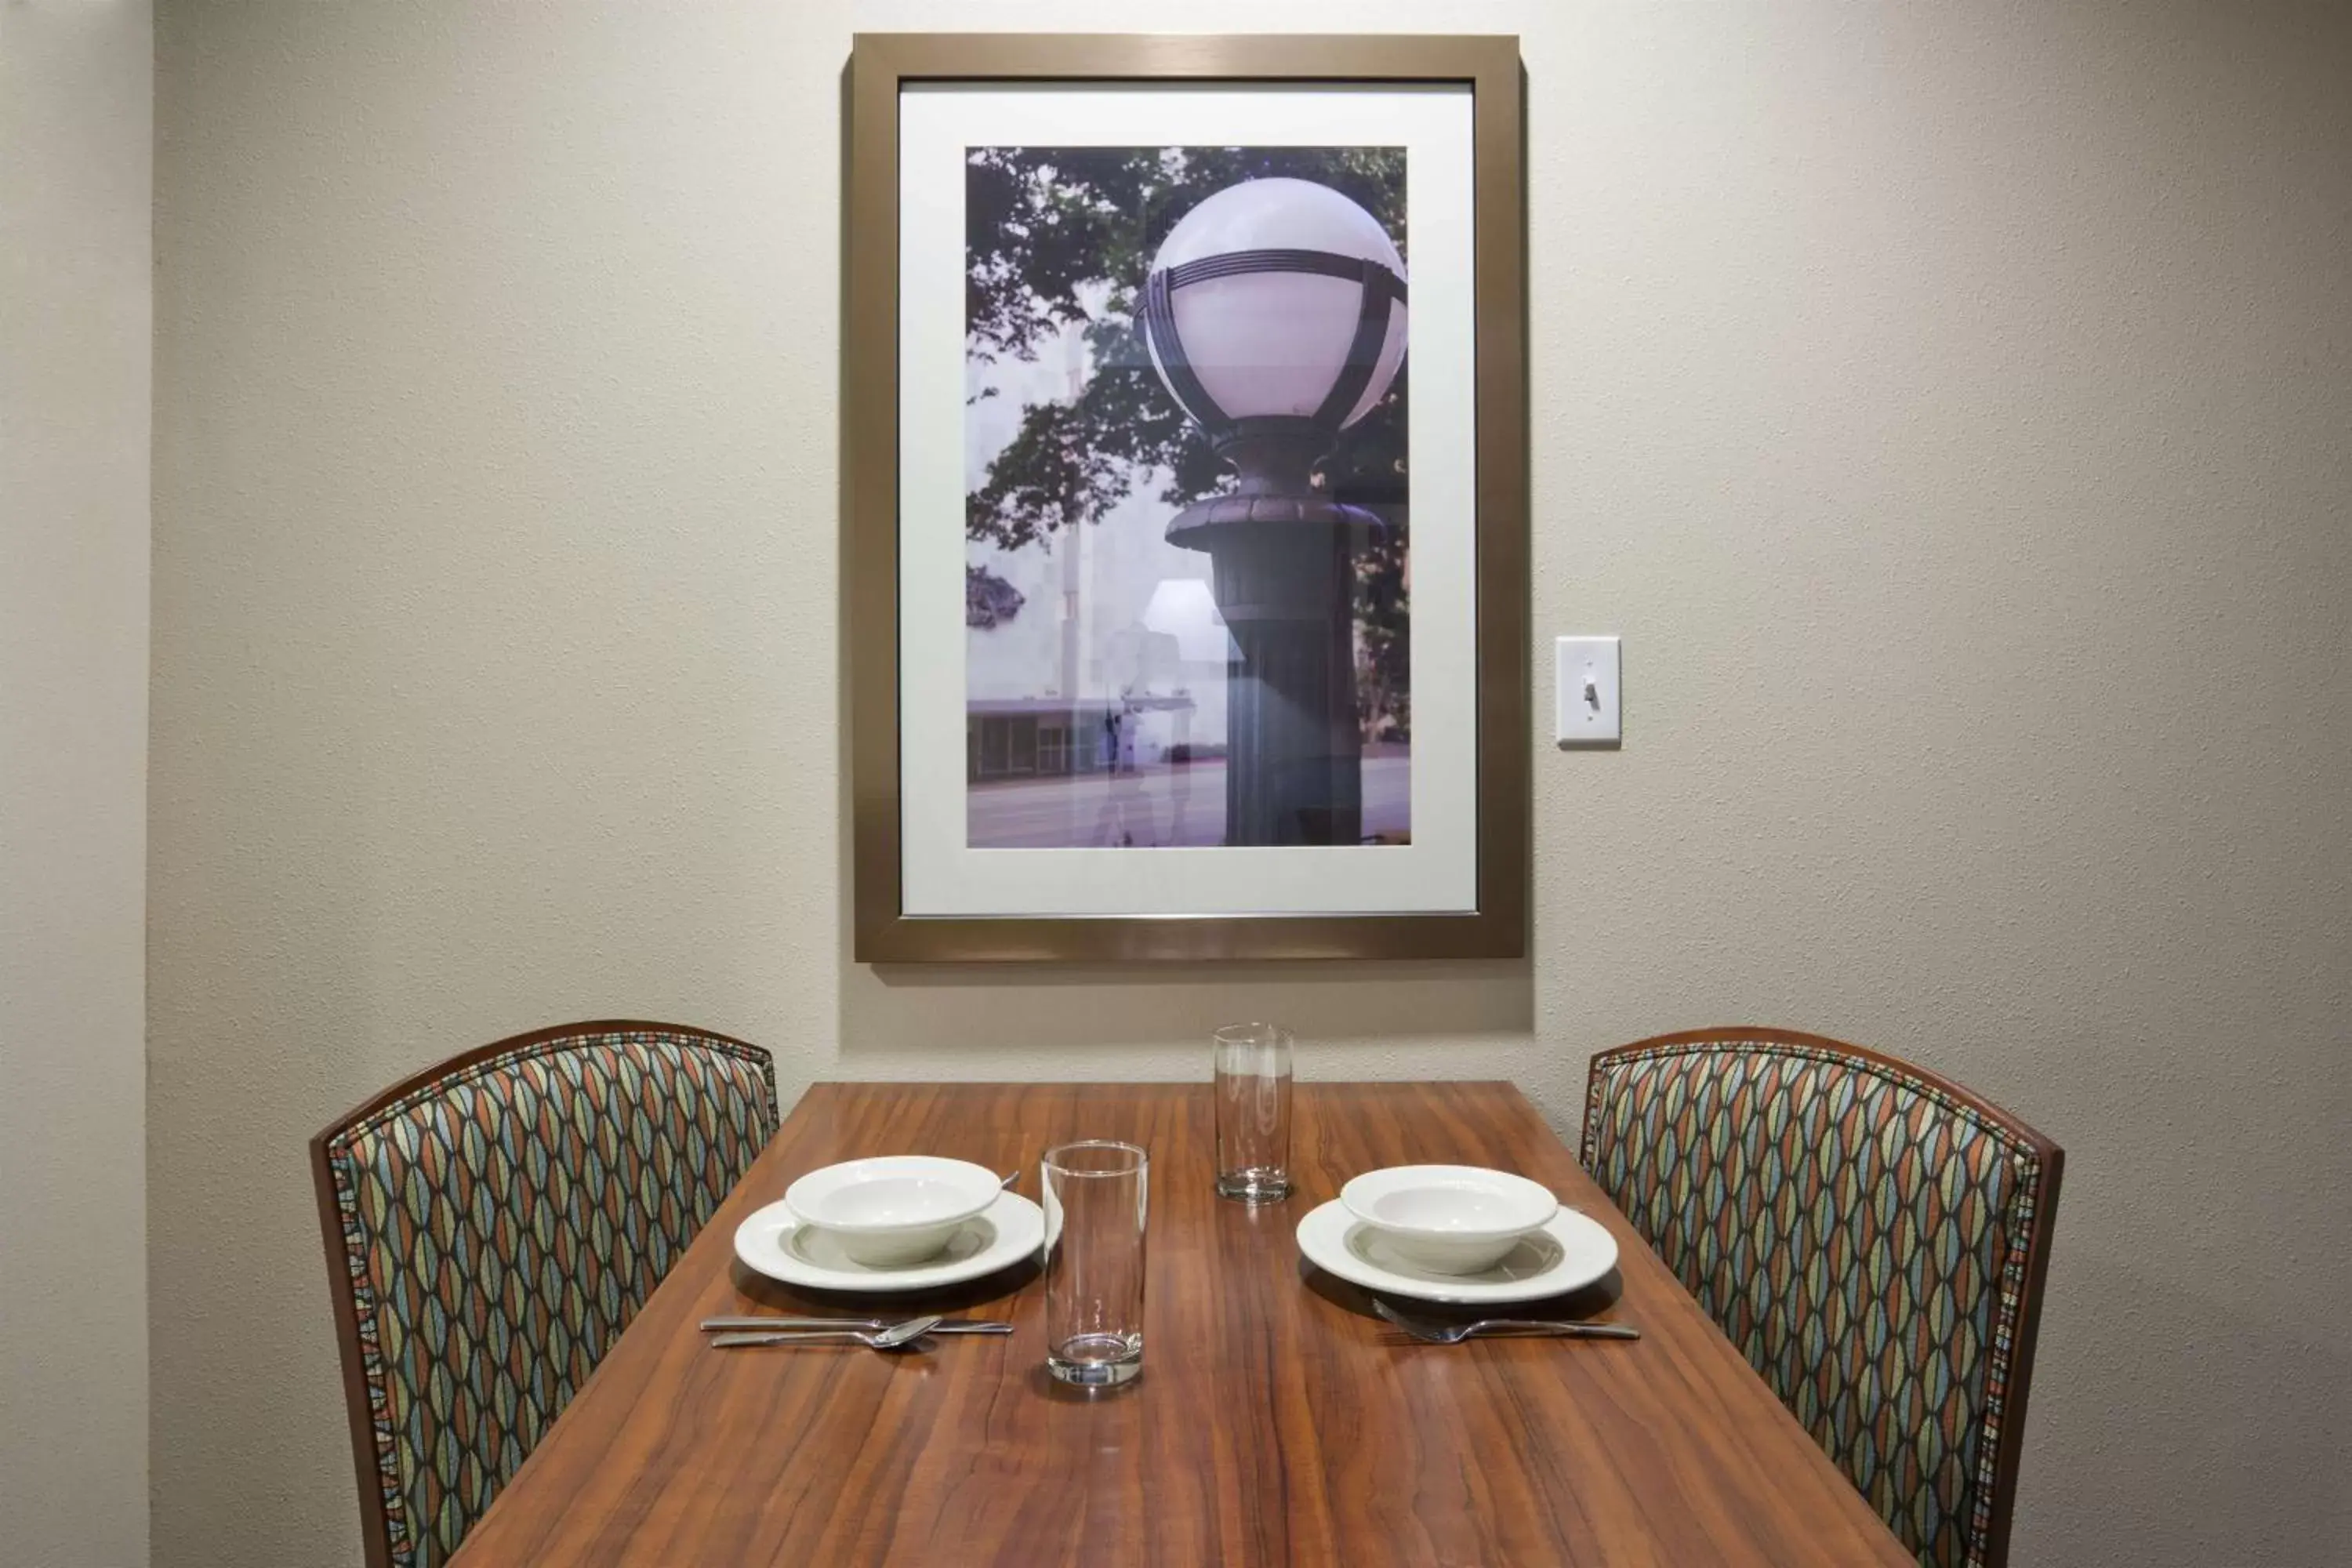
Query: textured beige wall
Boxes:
[
  {"xmin": 150, "ymin": 2, "xmax": 2350, "ymax": 1565},
  {"xmin": 2, "ymin": 3, "xmax": 154, "ymax": 1566}
]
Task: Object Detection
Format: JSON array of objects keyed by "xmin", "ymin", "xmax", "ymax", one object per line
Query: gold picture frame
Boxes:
[{"xmin": 848, "ymin": 33, "xmax": 1526, "ymax": 962}]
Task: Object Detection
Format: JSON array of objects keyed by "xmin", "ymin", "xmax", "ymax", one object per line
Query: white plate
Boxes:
[
  {"xmin": 732, "ymin": 1190, "xmax": 1044, "ymax": 1294},
  {"xmin": 1294, "ymin": 1198, "xmax": 1621, "ymax": 1305}
]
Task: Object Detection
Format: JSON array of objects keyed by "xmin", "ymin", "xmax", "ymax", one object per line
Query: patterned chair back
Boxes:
[
  {"xmin": 1581, "ymin": 1028, "xmax": 2061, "ymax": 1568},
  {"xmin": 311, "ymin": 1022, "xmax": 780, "ymax": 1568}
]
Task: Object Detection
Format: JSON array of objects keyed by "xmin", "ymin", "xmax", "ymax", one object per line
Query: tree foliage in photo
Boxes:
[
  {"xmin": 964, "ymin": 145, "xmax": 1410, "ymax": 739},
  {"xmin": 964, "ymin": 564, "xmax": 1026, "ymax": 630}
]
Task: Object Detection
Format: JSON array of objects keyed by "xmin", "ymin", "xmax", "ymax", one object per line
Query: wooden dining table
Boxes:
[{"xmin": 448, "ymin": 1081, "xmax": 1914, "ymax": 1566}]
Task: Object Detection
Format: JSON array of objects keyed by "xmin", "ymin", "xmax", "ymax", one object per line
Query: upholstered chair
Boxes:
[
  {"xmin": 311, "ymin": 1021, "xmax": 779, "ymax": 1568},
  {"xmin": 1581, "ymin": 1027, "xmax": 2062, "ymax": 1568}
]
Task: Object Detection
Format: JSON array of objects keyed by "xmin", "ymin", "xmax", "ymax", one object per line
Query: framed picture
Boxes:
[{"xmin": 848, "ymin": 34, "xmax": 1526, "ymax": 962}]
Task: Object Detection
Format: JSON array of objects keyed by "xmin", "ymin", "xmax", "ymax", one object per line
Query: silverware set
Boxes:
[
  {"xmin": 709, "ymin": 1316, "xmax": 944, "ymax": 1351},
  {"xmin": 702, "ymin": 1314, "xmax": 1014, "ymax": 1349},
  {"xmin": 1372, "ymin": 1298, "xmax": 1640, "ymax": 1344}
]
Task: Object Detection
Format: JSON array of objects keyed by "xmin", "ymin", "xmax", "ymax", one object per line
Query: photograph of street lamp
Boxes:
[{"xmin": 964, "ymin": 147, "xmax": 1410, "ymax": 851}]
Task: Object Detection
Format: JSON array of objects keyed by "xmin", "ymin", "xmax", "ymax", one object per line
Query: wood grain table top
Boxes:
[{"xmin": 448, "ymin": 1081, "xmax": 1913, "ymax": 1567}]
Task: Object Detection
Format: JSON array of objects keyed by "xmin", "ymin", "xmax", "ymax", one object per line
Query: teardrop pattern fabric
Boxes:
[
  {"xmin": 320, "ymin": 1028, "xmax": 778, "ymax": 1568},
  {"xmin": 1581, "ymin": 1037, "xmax": 2050, "ymax": 1568}
]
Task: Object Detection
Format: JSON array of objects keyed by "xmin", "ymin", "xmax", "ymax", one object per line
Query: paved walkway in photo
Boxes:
[{"xmin": 967, "ymin": 755, "xmax": 1411, "ymax": 848}]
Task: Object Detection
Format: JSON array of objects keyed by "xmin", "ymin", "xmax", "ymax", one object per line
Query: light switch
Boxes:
[{"xmin": 1555, "ymin": 636, "xmax": 1621, "ymax": 746}]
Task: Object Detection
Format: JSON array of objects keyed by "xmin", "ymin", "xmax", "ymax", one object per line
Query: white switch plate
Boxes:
[{"xmin": 1555, "ymin": 636, "xmax": 1621, "ymax": 746}]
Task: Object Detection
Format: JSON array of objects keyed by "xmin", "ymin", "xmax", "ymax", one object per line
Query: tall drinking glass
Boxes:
[
  {"xmin": 1041, "ymin": 1140, "xmax": 1149, "ymax": 1388},
  {"xmin": 1214, "ymin": 1022, "xmax": 1293, "ymax": 1203}
]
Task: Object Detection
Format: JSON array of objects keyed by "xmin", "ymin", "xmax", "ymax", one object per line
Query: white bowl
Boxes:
[
  {"xmin": 1338, "ymin": 1165, "xmax": 1560, "ymax": 1276},
  {"xmin": 783, "ymin": 1156, "xmax": 1003, "ymax": 1267}
]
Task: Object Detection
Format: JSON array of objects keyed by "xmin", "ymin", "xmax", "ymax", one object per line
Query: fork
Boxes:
[
  {"xmin": 709, "ymin": 1315, "xmax": 942, "ymax": 1351},
  {"xmin": 1373, "ymin": 1299, "xmax": 1640, "ymax": 1343}
]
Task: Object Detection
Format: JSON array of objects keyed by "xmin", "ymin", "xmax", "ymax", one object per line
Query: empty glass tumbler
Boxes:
[
  {"xmin": 1214, "ymin": 1022, "xmax": 1294, "ymax": 1203},
  {"xmin": 1041, "ymin": 1140, "xmax": 1149, "ymax": 1388}
]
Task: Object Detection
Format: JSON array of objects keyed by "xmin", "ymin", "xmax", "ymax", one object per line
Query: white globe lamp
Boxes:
[{"xmin": 1142, "ymin": 176, "xmax": 1409, "ymax": 441}]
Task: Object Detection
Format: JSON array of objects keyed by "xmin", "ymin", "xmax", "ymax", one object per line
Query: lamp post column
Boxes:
[
  {"xmin": 1136, "ymin": 175, "xmax": 1408, "ymax": 848},
  {"xmin": 1168, "ymin": 432, "xmax": 1377, "ymax": 847}
]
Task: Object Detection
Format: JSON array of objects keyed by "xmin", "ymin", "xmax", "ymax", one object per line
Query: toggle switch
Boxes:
[{"xmin": 1555, "ymin": 636, "xmax": 1621, "ymax": 746}]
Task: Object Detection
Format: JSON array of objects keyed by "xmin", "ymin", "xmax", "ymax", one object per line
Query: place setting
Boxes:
[
  {"xmin": 711, "ymin": 1154, "xmax": 1040, "ymax": 1349},
  {"xmin": 1207, "ymin": 1022, "xmax": 1635, "ymax": 1345},
  {"xmin": 710, "ymin": 1138, "xmax": 1153, "ymax": 1384},
  {"xmin": 1296, "ymin": 1164, "xmax": 1632, "ymax": 1341}
]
